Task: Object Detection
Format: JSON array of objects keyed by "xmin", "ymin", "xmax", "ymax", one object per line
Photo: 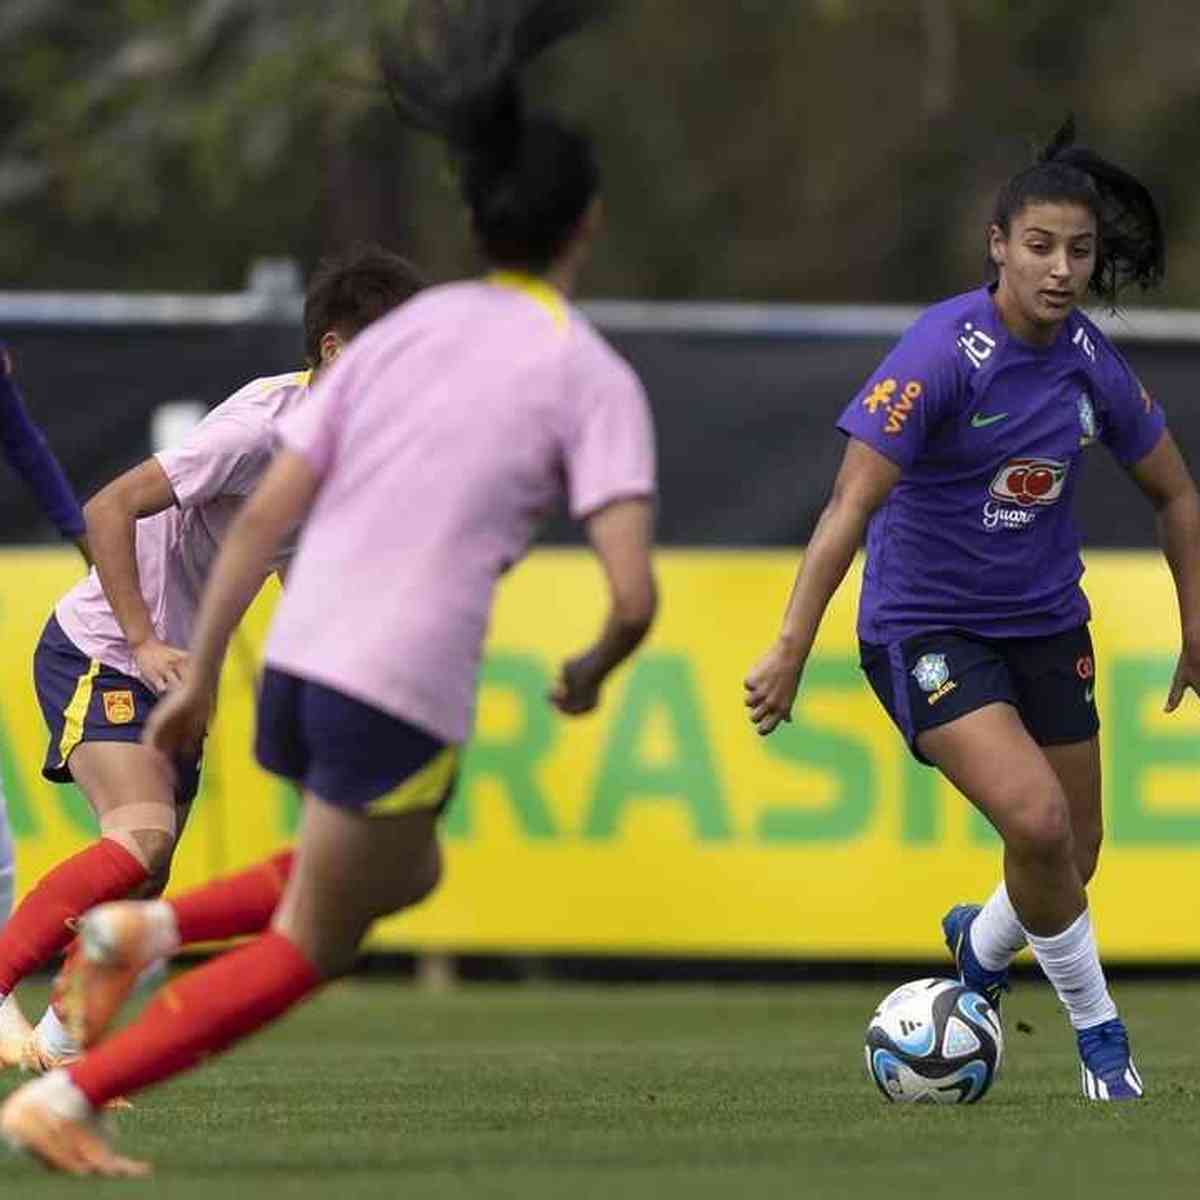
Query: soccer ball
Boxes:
[{"xmin": 864, "ymin": 977, "xmax": 1003, "ymax": 1104}]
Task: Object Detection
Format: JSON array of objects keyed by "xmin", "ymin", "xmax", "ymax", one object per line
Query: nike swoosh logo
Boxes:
[
  {"xmin": 971, "ymin": 412, "xmax": 1009, "ymax": 428},
  {"xmin": 1084, "ymin": 686, "xmax": 1094, "ymax": 704}
]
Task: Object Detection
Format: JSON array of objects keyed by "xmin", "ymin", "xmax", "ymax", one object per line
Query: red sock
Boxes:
[
  {"xmin": 170, "ymin": 850, "xmax": 295, "ymax": 944},
  {"xmin": 0, "ymin": 839, "xmax": 147, "ymax": 994},
  {"xmin": 69, "ymin": 931, "xmax": 320, "ymax": 1107}
]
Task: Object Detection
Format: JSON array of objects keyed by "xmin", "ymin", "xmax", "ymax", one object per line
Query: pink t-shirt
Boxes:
[
  {"xmin": 266, "ymin": 278, "xmax": 657, "ymax": 744},
  {"xmin": 56, "ymin": 370, "xmax": 309, "ymax": 685}
]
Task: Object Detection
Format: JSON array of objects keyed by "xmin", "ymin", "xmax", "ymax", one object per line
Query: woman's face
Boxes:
[{"xmin": 990, "ymin": 201, "xmax": 1097, "ymax": 342}]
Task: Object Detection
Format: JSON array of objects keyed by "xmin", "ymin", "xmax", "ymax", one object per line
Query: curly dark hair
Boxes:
[{"xmin": 302, "ymin": 243, "xmax": 425, "ymax": 365}]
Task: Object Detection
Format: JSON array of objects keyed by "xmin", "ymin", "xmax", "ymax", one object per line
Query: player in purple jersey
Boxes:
[
  {"xmin": 1, "ymin": 1, "xmax": 656, "ymax": 1176},
  {"xmin": 0, "ymin": 346, "xmax": 90, "ymax": 564},
  {"xmin": 745, "ymin": 120, "xmax": 1199, "ymax": 1101}
]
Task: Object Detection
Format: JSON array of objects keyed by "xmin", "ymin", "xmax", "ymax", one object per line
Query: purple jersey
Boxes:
[{"xmin": 837, "ymin": 287, "xmax": 1165, "ymax": 642}]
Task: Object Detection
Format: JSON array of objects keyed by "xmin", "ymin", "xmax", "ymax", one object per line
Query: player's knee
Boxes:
[{"xmin": 1001, "ymin": 788, "xmax": 1073, "ymax": 862}]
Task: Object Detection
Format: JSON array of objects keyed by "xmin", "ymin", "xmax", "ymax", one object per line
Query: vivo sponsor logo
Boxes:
[
  {"xmin": 982, "ymin": 501, "xmax": 1038, "ymax": 531},
  {"xmin": 988, "ymin": 458, "xmax": 1068, "ymax": 507}
]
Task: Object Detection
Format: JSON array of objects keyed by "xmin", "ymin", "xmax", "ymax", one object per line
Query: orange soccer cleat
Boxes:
[
  {"xmin": 0, "ymin": 1071, "xmax": 149, "ymax": 1177},
  {"xmin": 58, "ymin": 902, "xmax": 167, "ymax": 1050}
]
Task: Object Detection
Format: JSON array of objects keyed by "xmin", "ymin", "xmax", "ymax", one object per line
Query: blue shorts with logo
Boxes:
[
  {"xmin": 254, "ymin": 667, "xmax": 459, "ymax": 816},
  {"xmin": 33, "ymin": 615, "xmax": 201, "ymax": 805},
  {"xmin": 860, "ymin": 624, "xmax": 1099, "ymax": 765}
]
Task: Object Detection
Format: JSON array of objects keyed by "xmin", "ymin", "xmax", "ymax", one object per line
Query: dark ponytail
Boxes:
[
  {"xmin": 381, "ymin": 0, "xmax": 607, "ymax": 271},
  {"xmin": 990, "ymin": 116, "xmax": 1165, "ymax": 307}
]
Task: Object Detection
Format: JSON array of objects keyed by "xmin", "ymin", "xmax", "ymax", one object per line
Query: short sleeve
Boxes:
[
  {"xmin": 563, "ymin": 352, "xmax": 657, "ymax": 521},
  {"xmin": 276, "ymin": 360, "xmax": 354, "ymax": 479},
  {"xmin": 155, "ymin": 394, "xmax": 272, "ymax": 509},
  {"xmin": 1098, "ymin": 347, "xmax": 1166, "ymax": 468},
  {"xmin": 836, "ymin": 319, "xmax": 961, "ymax": 469}
]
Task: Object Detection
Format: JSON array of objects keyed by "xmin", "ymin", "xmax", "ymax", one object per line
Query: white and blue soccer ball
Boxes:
[{"xmin": 865, "ymin": 977, "xmax": 1003, "ymax": 1104}]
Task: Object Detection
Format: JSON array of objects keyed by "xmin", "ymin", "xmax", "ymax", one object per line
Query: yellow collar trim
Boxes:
[{"xmin": 487, "ymin": 271, "xmax": 568, "ymax": 333}]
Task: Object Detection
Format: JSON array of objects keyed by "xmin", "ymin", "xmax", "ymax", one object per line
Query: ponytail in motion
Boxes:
[
  {"xmin": 381, "ymin": 0, "xmax": 608, "ymax": 270},
  {"xmin": 990, "ymin": 116, "xmax": 1165, "ymax": 307}
]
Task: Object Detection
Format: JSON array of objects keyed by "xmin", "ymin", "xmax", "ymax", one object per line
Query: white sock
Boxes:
[
  {"xmin": 969, "ymin": 882, "xmax": 1028, "ymax": 971},
  {"xmin": 35, "ymin": 1004, "xmax": 80, "ymax": 1060},
  {"xmin": 1025, "ymin": 909, "xmax": 1118, "ymax": 1030}
]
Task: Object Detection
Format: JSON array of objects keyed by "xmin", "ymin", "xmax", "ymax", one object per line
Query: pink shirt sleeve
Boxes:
[
  {"xmin": 156, "ymin": 400, "xmax": 272, "ymax": 509},
  {"xmin": 276, "ymin": 366, "xmax": 351, "ymax": 478},
  {"xmin": 564, "ymin": 350, "xmax": 657, "ymax": 520}
]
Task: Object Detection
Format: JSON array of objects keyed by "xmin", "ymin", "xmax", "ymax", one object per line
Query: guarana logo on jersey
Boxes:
[
  {"xmin": 982, "ymin": 458, "xmax": 1068, "ymax": 531},
  {"xmin": 988, "ymin": 459, "xmax": 1067, "ymax": 507}
]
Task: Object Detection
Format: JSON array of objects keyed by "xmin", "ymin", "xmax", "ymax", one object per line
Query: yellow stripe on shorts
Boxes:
[
  {"xmin": 57, "ymin": 657, "xmax": 101, "ymax": 767},
  {"xmin": 367, "ymin": 747, "xmax": 459, "ymax": 818}
]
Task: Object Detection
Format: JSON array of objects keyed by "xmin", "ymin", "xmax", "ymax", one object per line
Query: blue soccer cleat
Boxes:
[
  {"xmin": 1077, "ymin": 1018, "xmax": 1144, "ymax": 1101},
  {"xmin": 941, "ymin": 904, "xmax": 1009, "ymax": 1014}
]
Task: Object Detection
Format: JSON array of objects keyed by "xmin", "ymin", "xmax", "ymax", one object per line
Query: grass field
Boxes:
[{"xmin": 2, "ymin": 977, "xmax": 1198, "ymax": 1198}]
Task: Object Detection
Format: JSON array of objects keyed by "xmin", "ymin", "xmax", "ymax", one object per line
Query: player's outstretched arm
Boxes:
[
  {"xmin": 85, "ymin": 458, "xmax": 189, "ymax": 693},
  {"xmin": 744, "ymin": 437, "xmax": 899, "ymax": 736},
  {"xmin": 1127, "ymin": 430, "xmax": 1200, "ymax": 711},
  {"xmin": 144, "ymin": 450, "xmax": 320, "ymax": 759},
  {"xmin": 0, "ymin": 342, "xmax": 88, "ymax": 554},
  {"xmin": 550, "ymin": 496, "xmax": 656, "ymax": 715}
]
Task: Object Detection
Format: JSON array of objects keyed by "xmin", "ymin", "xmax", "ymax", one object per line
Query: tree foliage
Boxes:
[{"xmin": 3, "ymin": 0, "xmax": 1199, "ymax": 304}]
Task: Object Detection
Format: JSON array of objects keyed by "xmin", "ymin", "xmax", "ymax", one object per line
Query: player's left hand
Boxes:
[
  {"xmin": 144, "ymin": 682, "xmax": 212, "ymax": 759},
  {"xmin": 549, "ymin": 653, "xmax": 602, "ymax": 715},
  {"xmin": 1164, "ymin": 642, "xmax": 1200, "ymax": 712},
  {"xmin": 744, "ymin": 638, "xmax": 806, "ymax": 736}
]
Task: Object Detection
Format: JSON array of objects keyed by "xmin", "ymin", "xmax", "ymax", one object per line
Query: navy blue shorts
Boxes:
[
  {"xmin": 33, "ymin": 615, "xmax": 201, "ymax": 805},
  {"xmin": 254, "ymin": 667, "xmax": 459, "ymax": 815},
  {"xmin": 860, "ymin": 625, "xmax": 1099, "ymax": 765}
]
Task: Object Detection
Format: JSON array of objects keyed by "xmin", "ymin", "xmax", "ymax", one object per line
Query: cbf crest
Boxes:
[
  {"xmin": 1078, "ymin": 391, "xmax": 1097, "ymax": 446},
  {"xmin": 912, "ymin": 654, "xmax": 949, "ymax": 693},
  {"xmin": 912, "ymin": 653, "xmax": 957, "ymax": 706}
]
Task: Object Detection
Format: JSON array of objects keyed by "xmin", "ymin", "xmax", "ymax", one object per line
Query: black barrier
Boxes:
[{"xmin": 0, "ymin": 321, "xmax": 1191, "ymax": 548}]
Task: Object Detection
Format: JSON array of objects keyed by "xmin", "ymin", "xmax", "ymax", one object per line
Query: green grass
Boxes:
[{"xmin": 2, "ymin": 978, "xmax": 1198, "ymax": 1198}]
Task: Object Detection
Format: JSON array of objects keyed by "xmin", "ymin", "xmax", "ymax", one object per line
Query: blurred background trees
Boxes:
[{"xmin": 2, "ymin": 0, "xmax": 1198, "ymax": 303}]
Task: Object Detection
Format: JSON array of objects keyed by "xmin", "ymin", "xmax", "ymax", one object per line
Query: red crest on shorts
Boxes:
[
  {"xmin": 102, "ymin": 690, "xmax": 135, "ymax": 725},
  {"xmin": 1076, "ymin": 657, "xmax": 1095, "ymax": 681}
]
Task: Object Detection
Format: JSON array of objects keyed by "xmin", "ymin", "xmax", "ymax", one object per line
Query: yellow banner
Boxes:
[{"xmin": 0, "ymin": 549, "xmax": 1197, "ymax": 960}]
